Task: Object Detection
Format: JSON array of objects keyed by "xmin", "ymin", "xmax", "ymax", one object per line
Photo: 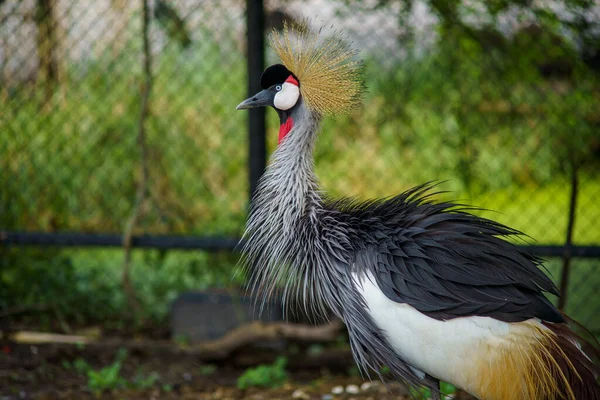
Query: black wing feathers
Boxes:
[{"xmin": 328, "ymin": 183, "xmax": 564, "ymax": 324}]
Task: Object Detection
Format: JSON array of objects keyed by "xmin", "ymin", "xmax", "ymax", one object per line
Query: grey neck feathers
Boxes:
[
  {"xmin": 247, "ymin": 101, "xmax": 322, "ymax": 238},
  {"xmin": 241, "ymin": 101, "xmax": 329, "ymax": 316}
]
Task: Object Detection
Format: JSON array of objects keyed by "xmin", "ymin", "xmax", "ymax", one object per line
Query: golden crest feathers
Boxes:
[{"xmin": 269, "ymin": 21, "xmax": 364, "ymax": 116}]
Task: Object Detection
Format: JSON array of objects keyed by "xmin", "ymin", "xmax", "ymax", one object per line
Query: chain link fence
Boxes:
[
  {"xmin": 2, "ymin": 0, "xmax": 247, "ymax": 236},
  {"xmin": 1, "ymin": 1, "xmax": 599, "ymax": 332}
]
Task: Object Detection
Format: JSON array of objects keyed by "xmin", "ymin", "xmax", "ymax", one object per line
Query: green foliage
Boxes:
[
  {"xmin": 61, "ymin": 349, "xmax": 129, "ymax": 394},
  {"xmin": 0, "ymin": 247, "xmax": 242, "ymax": 326},
  {"xmin": 62, "ymin": 348, "xmax": 161, "ymax": 394},
  {"xmin": 1, "ymin": 32, "xmax": 249, "ymax": 328},
  {"xmin": 86, "ymin": 362, "xmax": 128, "ymax": 394},
  {"xmin": 154, "ymin": 0, "xmax": 191, "ymax": 48},
  {"xmin": 73, "ymin": 357, "xmax": 92, "ymax": 374},
  {"xmin": 410, "ymin": 381, "xmax": 457, "ymax": 399},
  {"xmin": 2, "ymin": 2, "xmax": 599, "ymax": 331},
  {"xmin": 131, "ymin": 370, "xmax": 160, "ymax": 389},
  {"xmin": 237, "ymin": 357, "xmax": 288, "ymax": 389},
  {"xmin": 2, "ymin": 35, "xmax": 247, "ymax": 236},
  {"xmin": 3, "ymin": 6, "xmax": 598, "ymax": 240},
  {"xmin": 350, "ymin": 30, "xmax": 596, "ymax": 189},
  {"xmin": 0, "ymin": 248, "xmax": 77, "ymax": 315}
]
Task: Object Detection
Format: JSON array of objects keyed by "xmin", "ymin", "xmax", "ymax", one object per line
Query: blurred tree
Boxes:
[
  {"xmin": 154, "ymin": 0, "xmax": 192, "ymax": 48},
  {"xmin": 266, "ymin": 9, "xmax": 298, "ymax": 32},
  {"xmin": 35, "ymin": 0, "xmax": 63, "ymax": 102},
  {"xmin": 341, "ymin": 0, "xmax": 599, "ymax": 70},
  {"xmin": 339, "ymin": 0, "xmax": 599, "ymax": 188}
]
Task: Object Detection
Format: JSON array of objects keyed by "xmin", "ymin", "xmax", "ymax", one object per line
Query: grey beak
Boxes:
[{"xmin": 236, "ymin": 89, "xmax": 272, "ymax": 110}]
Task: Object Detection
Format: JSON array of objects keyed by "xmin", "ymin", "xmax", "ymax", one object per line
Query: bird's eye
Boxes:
[{"xmin": 275, "ymin": 85, "xmax": 282, "ymax": 91}]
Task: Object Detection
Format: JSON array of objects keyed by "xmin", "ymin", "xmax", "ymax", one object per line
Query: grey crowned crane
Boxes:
[{"xmin": 236, "ymin": 22, "xmax": 600, "ymax": 400}]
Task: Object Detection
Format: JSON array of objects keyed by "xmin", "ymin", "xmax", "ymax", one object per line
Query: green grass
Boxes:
[
  {"xmin": 62, "ymin": 348, "xmax": 160, "ymax": 395},
  {"xmin": 237, "ymin": 356, "xmax": 288, "ymax": 389},
  {"xmin": 466, "ymin": 177, "xmax": 600, "ymax": 244},
  {"xmin": 411, "ymin": 381, "xmax": 458, "ymax": 399}
]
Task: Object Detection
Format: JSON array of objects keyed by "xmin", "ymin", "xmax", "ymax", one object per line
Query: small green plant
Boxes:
[
  {"xmin": 62, "ymin": 348, "xmax": 161, "ymax": 394},
  {"xmin": 87, "ymin": 364, "xmax": 128, "ymax": 393},
  {"xmin": 237, "ymin": 356, "xmax": 288, "ymax": 389},
  {"xmin": 74, "ymin": 358, "xmax": 92, "ymax": 374},
  {"xmin": 86, "ymin": 348, "xmax": 129, "ymax": 394},
  {"xmin": 410, "ymin": 381, "xmax": 457, "ymax": 399},
  {"xmin": 62, "ymin": 357, "xmax": 92, "ymax": 374},
  {"xmin": 131, "ymin": 369, "xmax": 160, "ymax": 389}
]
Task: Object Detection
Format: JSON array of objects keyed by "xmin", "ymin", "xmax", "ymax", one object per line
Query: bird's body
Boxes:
[{"xmin": 237, "ymin": 22, "xmax": 600, "ymax": 400}]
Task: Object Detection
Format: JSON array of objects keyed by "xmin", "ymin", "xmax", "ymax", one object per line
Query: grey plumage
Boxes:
[
  {"xmin": 240, "ymin": 100, "xmax": 424, "ymax": 387},
  {"xmin": 237, "ymin": 25, "xmax": 600, "ymax": 400},
  {"xmin": 329, "ymin": 185, "xmax": 564, "ymax": 324},
  {"xmin": 239, "ymin": 95, "xmax": 564, "ymax": 393}
]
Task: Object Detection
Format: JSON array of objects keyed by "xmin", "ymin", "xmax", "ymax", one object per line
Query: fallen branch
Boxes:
[
  {"xmin": 7, "ymin": 331, "xmax": 90, "ymax": 345},
  {"xmin": 192, "ymin": 318, "xmax": 345, "ymax": 359},
  {"xmin": 5, "ymin": 319, "xmax": 345, "ymax": 361}
]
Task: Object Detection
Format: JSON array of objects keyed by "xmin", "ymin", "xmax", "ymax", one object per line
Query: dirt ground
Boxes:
[{"xmin": 0, "ymin": 340, "xmax": 476, "ymax": 400}]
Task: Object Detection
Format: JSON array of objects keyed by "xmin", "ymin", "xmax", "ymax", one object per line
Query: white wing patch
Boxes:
[
  {"xmin": 274, "ymin": 82, "xmax": 300, "ymax": 110},
  {"xmin": 352, "ymin": 272, "xmax": 544, "ymax": 393}
]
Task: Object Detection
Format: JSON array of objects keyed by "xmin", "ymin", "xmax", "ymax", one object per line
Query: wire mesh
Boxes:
[
  {"xmin": 1, "ymin": 0, "xmax": 599, "ymax": 331},
  {"xmin": 274, "ymin": 1, "xmax": 600, "ymax": 246},
  {"xmin": 289, "ymin": 1, "xmax": 599, "ymax": 332},
  {"xmin": 1, "ymin": 0, "xmax": 248, "ymax": 236}
]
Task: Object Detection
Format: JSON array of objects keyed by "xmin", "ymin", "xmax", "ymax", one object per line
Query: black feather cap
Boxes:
[{"xmin": 261, "ymin": 64, "xmax": 297, "ymax": 89}]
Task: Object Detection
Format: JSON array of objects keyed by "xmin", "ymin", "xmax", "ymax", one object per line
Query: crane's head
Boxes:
[
  {"xmin": 236, "ymin": 63, "xmax": 301, "ymax": 113},
  {"xmin": 237, "ymin": 21, "xmax": 364, "ymax": 144}
]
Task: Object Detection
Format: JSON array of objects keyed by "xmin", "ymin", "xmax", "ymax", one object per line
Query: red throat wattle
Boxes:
[
  {"xmin": 278, "ymin": 116, "xmax": 294, "ymax": 144},
  {"xmin": 278, "ymin": 74, "xmax": 298, "ymax": 144}
]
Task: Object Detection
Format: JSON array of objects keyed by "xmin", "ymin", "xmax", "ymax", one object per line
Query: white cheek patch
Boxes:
[{"xmin": 274, "ymin": 82, "xmax": 300, "ymax": 111}]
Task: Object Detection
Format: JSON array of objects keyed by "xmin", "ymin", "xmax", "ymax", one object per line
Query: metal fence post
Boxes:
[
  {"xmin": 558, "ymin": 164, "xmax": 579, "ymax": 310},
  {"xmin": 246, "ymin": 0, "xmax": 266, "ymax": 201}
]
